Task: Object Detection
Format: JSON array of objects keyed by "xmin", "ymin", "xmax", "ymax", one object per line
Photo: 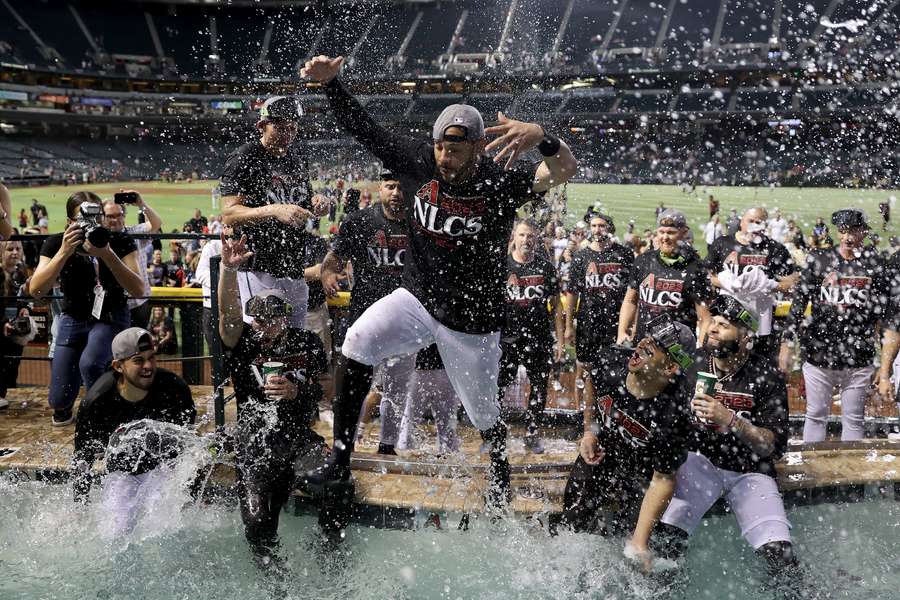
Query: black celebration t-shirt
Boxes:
[
  {"xmin": 589, "ymin": 363, "xmax": 692, "ymax": 479},
  {"xmin": 225, "ymin": 324, "xmax": 327, "ymax": 443},
  {"xmin": 787, "ymin": 247, "xmax": 891, "ymax": 369},
  {"xmin": 503, "ymin": 252, "xmax": 559, "ymax": 344},
  {"xmin": 73, "ymin": 369, "xmax": 196, "ymax": 471},
  {"xmin": 886, "ymin": 251, "xmax": 900, "ymax": 332},
  {"xmin": 688, "ymin": 350, "xmax": 789, "ymax": 476},
  {"xmin": 325, "ymin": 79, "xmax": 543, "ymax": 333},
  {"xmin": 333, "ymin": 204, "xmax": 409, "ymax": 324},
  {"xmin": 628, "ymin": 249, "xmax": 712, "ymax": 341},
  {"xmin": 569, "ymin": 243, "xmax": 634, "ymax": 345},
  {"xmin": 40, "ymin": 232, "xmax": 137, "ymax": 322},
  {"xmin": 219, "ymin": 139, "xmax": 314, "ymax": 279},
  {"xmin": 706, "ymin": 234, "xmax": 795, "ymax": 280}
]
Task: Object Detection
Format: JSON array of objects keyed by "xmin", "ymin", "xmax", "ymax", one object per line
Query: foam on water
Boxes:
[{"xmin": 2, "ymin": 468, "xmax": 900, "ymax": 599}]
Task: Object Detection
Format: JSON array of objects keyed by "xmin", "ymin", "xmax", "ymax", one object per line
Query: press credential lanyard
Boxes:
[{"xmin": 90, "ymin": 256, "xmax": 106, "ymax": 320}]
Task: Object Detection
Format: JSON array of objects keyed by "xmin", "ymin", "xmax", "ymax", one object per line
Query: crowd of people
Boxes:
[{"xmin": 0, "ymin": 54, "xmax": 899, "ymax": 587}]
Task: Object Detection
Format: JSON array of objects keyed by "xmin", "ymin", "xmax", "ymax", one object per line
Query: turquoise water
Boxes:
[{"xmin": 1, "ymin": 476, "xmax": 899, "ymax": 600}]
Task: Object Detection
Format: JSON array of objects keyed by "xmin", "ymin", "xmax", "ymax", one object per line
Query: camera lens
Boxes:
[{"xmin": 86, "ymin": 225, "xmax": 110, "ymax": 248}]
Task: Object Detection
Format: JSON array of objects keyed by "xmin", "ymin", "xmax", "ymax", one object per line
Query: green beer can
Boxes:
[
  {"xmin": 694, "ymin": 371, "xmax": 718, "ymax": 425},
  {"xmin": 262, "ymin": 361, "xmax": 285, "ymax": 385}
]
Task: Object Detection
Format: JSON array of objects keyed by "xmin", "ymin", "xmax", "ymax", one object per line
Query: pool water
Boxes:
[{"xmin": 1, "ymin": 475, "xmax": 899, "ymax": 600}]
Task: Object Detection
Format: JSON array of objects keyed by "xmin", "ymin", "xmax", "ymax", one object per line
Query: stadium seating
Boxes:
[
  {"xmin": 2, "ymin": 0, "xmax": 896, "ymax": 80},
  {"xmin": 2, "ymin": 1, "xmax": 900, "ymax": 190}
]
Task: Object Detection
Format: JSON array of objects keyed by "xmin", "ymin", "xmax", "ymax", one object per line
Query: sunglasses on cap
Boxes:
[
  {"xmin": 646, "ymin": 313, "xmax": 694, "ymax": 370},
  {"xmin": 710, "ymin": 296, "xmax": 759, "ymax": 332},
  {"xmin": 244, "ymin": 295, "xmax": 293, "ymax": 318}
]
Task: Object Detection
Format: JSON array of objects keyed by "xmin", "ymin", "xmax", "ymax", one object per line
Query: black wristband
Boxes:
[{"xmin": 538, "ymin": 131, "xmax": 561, "ymax": 157}]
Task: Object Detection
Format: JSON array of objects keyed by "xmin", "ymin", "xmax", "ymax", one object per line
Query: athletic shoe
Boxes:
[
  {"xmin": 376, "ymin": 443, "xmax": 397, "ymax": 455},
  {"xmin": 888, "ymin": 423, "xmax": 900, "ymax": 441},
  {"xmin": 0, "ymin": 397, "xmax": 8, "ymax": 409},
  {"xmin": 302, "ymin": 458, "xmax": 351, "ymax": 489},
  {"xmin": 524, "ymin": 433, "xmax": 545, "ymax": 454},
  {"xmin": 51, "ymin": 408, "xmax": 74, "ymax": 427}
]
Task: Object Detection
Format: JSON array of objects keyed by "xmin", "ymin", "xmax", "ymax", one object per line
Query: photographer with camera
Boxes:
[
  {"xmin": 102, "ymin": 191, "xmax": 162, "ymax": 327},
  {"xmin": 30, "ymin": 191, "xmax": 145, "ymax": 426},
  {"xmin": 1, "ymin": 240, "xmax": 34, "ymax": 409}
]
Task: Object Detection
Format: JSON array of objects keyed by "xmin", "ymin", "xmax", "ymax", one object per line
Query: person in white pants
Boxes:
[
  {"xmin": 398, "ymin": 344, "xmax": 461, "ymax": 455},
  {"xmin": 878, "ymin": 250, "xmax": 900, "ymax": 431},
  {"xmin": 781, "ymin": 209, "xmax": 895, "ymax": 442},
  {"xmin": 367, "ymin": 353, "xmax": 416, "ymax": 454},
  {"xmin": 219, "ymin": 96, "xmax": 331, "ymax": 330},
  {"xmin": 661, "ymin": 296, "xmax": 799, "ymax": 580},
  {"xmin": 71, "ymin": 328, "xmax": 196, "ymax": 539},
  {"xmin": 300, "ymin": 54, "xmax": 577, "ymax": 511}
]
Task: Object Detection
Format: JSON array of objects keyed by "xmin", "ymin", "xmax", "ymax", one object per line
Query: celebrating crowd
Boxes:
[{"xmin": 0, "ymin": 53, "xmax": 899, "ymax": 588}]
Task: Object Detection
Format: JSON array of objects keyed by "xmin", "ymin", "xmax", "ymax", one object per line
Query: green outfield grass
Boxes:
[
  {"xmin": 565, "ymin": 184, "xmax": 897, "ymax": 244},
  {"xmin": 8, "ymin": 181, "xmax": 218, "ymax": 235},
  {"xmin": 8, "ymin": 181, "xmax": 897, "ymax": 256}
]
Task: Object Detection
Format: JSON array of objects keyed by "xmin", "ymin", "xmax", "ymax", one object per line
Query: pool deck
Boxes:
[{"xmin": 2, "ymin": 386, "xmax": 900, "ymax": 520}]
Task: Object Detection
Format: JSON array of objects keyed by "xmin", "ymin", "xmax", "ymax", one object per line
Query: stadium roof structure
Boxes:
[
  {"xmin": 1, "ymin": 0, "xmax": 898, "ymax": 83},
  {"xmin": 0, "ymin": 0, "xmax": 898, "ymax": 138}
]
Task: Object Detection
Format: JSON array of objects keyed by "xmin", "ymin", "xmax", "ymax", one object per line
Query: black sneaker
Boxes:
[
  {"xmin": 888, "ymin": 423, "xmax": 900, "ymax": 441},
  {"xmin": 51, "ymin": 408, "xmax": 74, "ymax": 427},
  {"xmin": 303, "ymin": 459, "xmax": 351, "ymax": 489},
  {"xmin": 377, "ymin": 443, "xmax": 397, "ymax": 455}
]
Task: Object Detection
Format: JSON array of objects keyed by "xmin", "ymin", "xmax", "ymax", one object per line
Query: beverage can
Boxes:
[
  {"xmin": 693, "ymin": 371, "xmax": 718, "ymax": 425},
  {"xmin": 695, "ymin": 371, "xmax": 718, "ymax": 396},
  {"xmin": 262, "ymin": 361, "xmax": 285, "ymax": 385}
]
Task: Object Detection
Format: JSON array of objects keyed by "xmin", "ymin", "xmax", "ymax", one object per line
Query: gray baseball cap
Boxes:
[
  {"xmin": 657, "ymin": 208, "xmax": 687, "ymax": 228},
  {"xmin": 432, "ymin": 104, "xmax": 485, "ymax": 142},
  {"xmin": 112, "ymin": 327, "xmax": 155, "ymax": 361}
]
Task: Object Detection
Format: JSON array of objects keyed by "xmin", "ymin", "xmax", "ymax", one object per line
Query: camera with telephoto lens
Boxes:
[
  {"xmin": 12, "ymin": 316, "xmax": 31, "ymax": 336},
  {"xmin": 75, "ymin": 202, "xmax": 110, "ymax": 248}
]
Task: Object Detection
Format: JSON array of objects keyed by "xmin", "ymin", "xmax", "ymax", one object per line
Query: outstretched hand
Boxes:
[
  {"xmin": 221, "ymin": 233, "xmax": 253, "ymax": 270},
  {"xmin": 300, "ymin": 55, "xmax": 344, "ymax": 83},
  {"xmin": 484, "ymin": 112, "xmax": 545, "ymax": 170},
  {"xmin": 321, "ymin": 268, "xmax": 348, "ymax": 297}
]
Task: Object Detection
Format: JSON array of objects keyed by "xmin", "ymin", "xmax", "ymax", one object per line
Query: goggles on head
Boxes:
[
  {"xmin": 244, "ymin": 294, "xmax": 293, "ymax": 319},
  {"xmin": 646, "ymin": 313, "xmax": 694, "ymax": 370},
  {"xmin": 710, "ymin": 295, "xmax": 759, "ymax": 332}
]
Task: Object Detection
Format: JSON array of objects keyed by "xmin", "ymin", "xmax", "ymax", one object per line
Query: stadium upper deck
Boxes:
[
  {"xmin": 2, "ymin": 0, "xmax": 897, "ymax": 81},
  {"xmin": 1, "ymin": 0, "xmax": 899, "ymax": 188}
]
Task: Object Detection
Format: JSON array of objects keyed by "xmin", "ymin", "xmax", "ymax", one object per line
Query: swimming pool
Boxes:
[{"xmin": 1, "ymin": 474, "xmax": 898, "ymax": 600}]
